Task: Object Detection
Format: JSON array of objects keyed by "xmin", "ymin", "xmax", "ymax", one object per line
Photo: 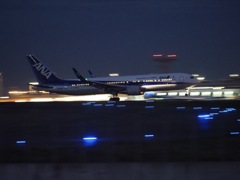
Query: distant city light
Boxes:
[
  {"xmin": 196, "ymin": 77, "xmax": 205, "ymax": 80},
  {"xmin": 192, "ymin": 74, "xmax": 200, "ymax": 77},
  {"xmin": 9, "ymin": 91, "xmax": 28, "ymax": 95},
  {"xmin": 0, "ymin": 96, "xmax": 9, "ymax": 99},
  {"xmin": 29, "ymin": 82, "xmax": 39, "ymax": 85},
  {"xmin": 229, "ymin": 74, "xmax": 239, "ymax": 77},
  {"xmin": 152, "ymin": 54, "xmax": 177, "ymax": 61},
  {"xmin": 153, "ymin": 54, "xmax": 163, "ymax": 57},
  {"xmin": 109, "ymin": 73, "xmax": 119, "ymax": 77},
  {"xmin": 167, "ymin": 54, "xmax": 177, "ymax": 58}
]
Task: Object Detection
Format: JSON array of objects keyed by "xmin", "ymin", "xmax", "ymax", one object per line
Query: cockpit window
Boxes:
[{"xmin": 190, "ymin": 76, "xmax": 195, "ymax": 79}]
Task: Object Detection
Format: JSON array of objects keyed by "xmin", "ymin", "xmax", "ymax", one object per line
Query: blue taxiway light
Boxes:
[
  {"xmin": 82, "ymin": 102, "xmax": 92, "ymax": 106},
  {"xmin": 193, "ymin": 107, "xmax": 202, "ymax": 110},
  {"xmin": 219, "ymin": 110, "xmax": 229, "ymax": 113},
  {"xmin": 145, "ymin": 106, "xmax": 154, "ymax": 109},
  {"xmin": 82, "ymin": 136, "xmax": 98, "ymax": 146},
  {"xmin": 210, "ymin": 113, "xmax": 219, "ymax": 116},
  {"xmin": 146, "ymin": 100, "xmax": 155, "ymax": 103},
  {"xmin": 176, "ymin": 107, "xmax": 186, "ymax": 110},
  {"xmin": 107, "ymin": 101, "xmax": 116, "ymax": 103},
  {"xmin": 211, "ymin": 107, "xmax": 220, "ymax": 110},
  {"xmin": 105, "ymin": 104, "xmax": 114, "ymax": 107},
  {"xmin": 16, "ymin": 140, "xmax": 26, "ymax": 144},
  {"xmin": 230, "ymin": 132, "xmax": 240, "ymax": 135},
  {"xmin": 83, "ymin": 137, "xmax": 97, "ymax": 140},
  {"xmin": 198, "ymin": 114, "xmax": 210, "ymax": 118},
  {"xmin": 205, "ymin": 117, "xmax": 213, "ymax": 120},
  {"xmin": 226, "ymin": 108, "xmax": 236, "ymax": 111},
  {"xmin": 144, "ymin": 134, "xmax": 154, "ymax": 138},
  {"xmin": 117, "ymin": 105, "xmax": 126, "ymax": 108},
  {"xmin": 94, "ymin": 104, "xmax": 103, "ymax": 107},
  {"xmin": 219, "ymin": 108, "xmax": 236, "ymax": 113}
]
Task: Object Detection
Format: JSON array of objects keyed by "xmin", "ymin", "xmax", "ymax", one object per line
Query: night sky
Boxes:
[{"xmin": 1, "ymin": 0, "xmax": 240, "ymax": 92}]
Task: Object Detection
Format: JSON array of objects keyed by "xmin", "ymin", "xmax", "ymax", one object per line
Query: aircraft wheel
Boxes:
[{"xmin": 109, "ymin": 97, "xmax": 120, "ymax": 101}]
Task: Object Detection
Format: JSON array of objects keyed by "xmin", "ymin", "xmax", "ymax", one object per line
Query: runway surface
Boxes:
[{"xmin": 1, "ymin": 100, "xmax": 240, "ymax": 163}]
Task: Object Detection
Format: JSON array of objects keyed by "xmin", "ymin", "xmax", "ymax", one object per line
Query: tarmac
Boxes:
[{"xmin": 1, "ymin": 99, "xmax": 240, "ymax": 163}]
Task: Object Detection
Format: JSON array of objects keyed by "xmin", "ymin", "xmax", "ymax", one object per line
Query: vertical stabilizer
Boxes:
[{"xmin": 27, "ymin": 55, "xmax": 65, "ymax": 84}]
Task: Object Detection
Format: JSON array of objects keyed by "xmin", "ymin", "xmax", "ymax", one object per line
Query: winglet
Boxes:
[
  {"xmin": 72, "ymin": 68, "xmax": 87, "ymax": 82},
  {"xmin": 88, "ymin": 70, "xmax": 95, "ymax": 78}
]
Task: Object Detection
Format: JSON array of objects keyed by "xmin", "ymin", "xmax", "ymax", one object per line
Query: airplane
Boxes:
[{"xmin": 27, "ymin": 55, "xmax": 199, "ymax": 101}]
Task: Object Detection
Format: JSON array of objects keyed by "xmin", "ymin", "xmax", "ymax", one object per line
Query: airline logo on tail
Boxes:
[{"xmin": 33, "ymin": 63, "xmax": 52, "ymax": 79}]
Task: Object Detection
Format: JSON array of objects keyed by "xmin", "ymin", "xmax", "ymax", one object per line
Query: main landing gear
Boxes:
[
  {"xmin": 185, "ymin": 88, "xmax": 190, "ymax": 96},
  {"xmin": 109, "ymin": 97, "xmax": 120, "ymax": 101},
  {"xmin": 109, "ymin": 93, "xmax": 120, "ymax": 101}
]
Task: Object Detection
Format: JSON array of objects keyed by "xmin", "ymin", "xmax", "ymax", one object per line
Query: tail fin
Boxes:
[
  {"xmin": 88, "ymin": 70, "xmax": 95, "ymax": 78},
  {"xmin": 27, "ymin": 55, "xmax": 65, "ymax": 84}
]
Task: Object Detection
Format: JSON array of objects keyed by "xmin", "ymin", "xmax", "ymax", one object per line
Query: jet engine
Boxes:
[{"xmin": 125, "ymin": 85, "xmax": 142, "ymax": 95}]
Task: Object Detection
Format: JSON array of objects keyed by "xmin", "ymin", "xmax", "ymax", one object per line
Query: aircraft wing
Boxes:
[{"xmin": 72, "ymin": 68, "xmax": 126, "ymax": 92}]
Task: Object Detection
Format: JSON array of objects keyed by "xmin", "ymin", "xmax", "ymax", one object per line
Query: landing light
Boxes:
[{"xmin": 29, "ymin": 82, "xmax": 39, "ymax": 85}]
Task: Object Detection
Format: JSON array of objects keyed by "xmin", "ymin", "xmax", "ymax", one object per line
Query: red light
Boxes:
[
  {"xmin": 167, "ymin": 54, "xmax": 176, "ymax": 57},
  {"xmin": 153, "ymin": 54, "xmax": 163, "ymax": 57}
]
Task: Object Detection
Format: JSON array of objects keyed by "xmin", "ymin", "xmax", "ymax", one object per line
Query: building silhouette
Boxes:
[{"xmin": 0, "ymin": 72, "xmax": 3, "ymax": 96}]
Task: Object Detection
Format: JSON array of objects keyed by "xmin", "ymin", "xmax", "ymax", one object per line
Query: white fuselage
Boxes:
[{"xmin": 33, "ymin": 73, "xmax": 199, "ymax": 95}]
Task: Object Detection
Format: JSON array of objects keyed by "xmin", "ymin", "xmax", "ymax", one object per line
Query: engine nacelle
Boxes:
[
  {"xmin": 143, "ymin": 91, "xmax": 157, "ymax": 98},
  {"xmin": 125, "ymin": 86, "xmax": 141, "ymax": 95}
]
